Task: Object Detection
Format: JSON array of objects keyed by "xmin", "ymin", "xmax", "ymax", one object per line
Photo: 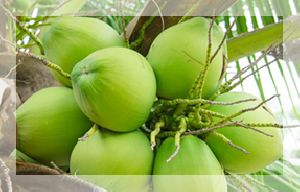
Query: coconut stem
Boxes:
[
  {"xmin": 17, "ymin": 52, "xmax": 71, "ymax": 80},
  {"xmin": 15, "ymin": 19, "xmax": 45, "ymax": 55},
  {"xmin": 173, "ymin": 103, "xmax": 187, "ymax": 117},
  {"xmin": 158, "ymin": 120, "xmax": 274, "ymax": 138},
  {"xmin": 234, "ymin": 122, "xmax": 274, "ymax": 137},
  {"xmin": 210, "ymin": 44, "xmax": 277, "ymax": 100},
  {"xmin": 226, "ymin": 46, "xmax": 274, "ymax": 86},
  {"xmin": 221, "ymin": 58, "xmax": 278, "ymax": 94},
  {"xmin": 198, "ymin": 108, "xmax": 226, "ymax": 118},
  {"xmin": 188, "ymin": 121, "xmax": 240, "ymax": 135},
  {"xmin": 211, "ymin": 131, "xmax": 249, "ymax": 154},
  {"xmin": 154, "ymin": 96, "xmax": 280, "ymax": 138},
  {"xmin": 78, "ymin": 124, "xmax": 98, "ymax": 142},
  {"xmin": 166, "ymin": 117, "xmax": 187, "ymax": 163},
  {"xmin": 244, "ymin": 123, "xmax": 300, "ymax": 129},
  {"xmin": 193, "ymin": 106, "xmax": 202, "ymax": 124},
  {"xmin": 188, "ymin": 111, "xmax": 208, "ymax": 129},
  {"xmin": 50, "ymin": 161, "xmax": 65, "ymax": 174},
  {"xmin": 210, "ymin": 17, "xmax": 236, "ymax": 64},
  {"xmin": 192, "ymin": 107, "xmax": 215, "ymax": 128},
  {"xmin": 150, "ymin": 120, "xmax": 165, "ymax": 150},
  {"xmin": 48, "ymin": 62, "xmax": 72, "ymax": 79},
  {"xmin": 212, "ymin": 94, "xmax": 279, "ymax": 127},
  {"xmin": 159, "ymin": 97, "xmax": 257, "ymax": 106},
  {"xmin": 189, "ymin": 17, "xmax": 215, "ymax": 99}
]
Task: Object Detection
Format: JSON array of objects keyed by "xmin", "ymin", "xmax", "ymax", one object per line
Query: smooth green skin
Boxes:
[
  {"xmin": 147, "ymin": 17, "xmax": 227, "ymax": 99},
  {"xmin": 42, "ymin": 16, "xmax": 125, "ymax": 87},
  {"xmin": 70, "ymin": 127, "xmax": 153, "ymax": 192},
  {"xmin": 16, "ymin": 87, "xmax": 92, "ymax": 170},
  {"xmin": 71, "ymin": 47, "xmax": 156, "ymax": 132},
  {"xmin": 153, "ymin": 135, "xmax": 227, "ymax": 192},
  {"xmin": 205, "ymin": 92, "xmax": 283, "ymax": 174}
]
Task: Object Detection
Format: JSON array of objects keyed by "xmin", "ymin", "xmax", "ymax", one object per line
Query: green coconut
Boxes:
[
  {"xmin": 41, "ymin": 16, "xmax": 125, "ymax": 86},
  {"xmin": 70, "ymin": 126, "xmax": 153, "ymax": 192},
  {"xmin": 205, "ymin": 92, "xmax": 283, "ymax": 174},
  {"xmin": 153, "ymin": 135, "xmax": 227, "ymax": 192},
  {"xmin": 147, "ymin": 17, "xmax": 227, "ymax": 99},
  {"xmin": 71, "ymin": 47, "xmax": 156, "ymax": 132},
  {"xmin": 16, "ymin": 87, "xmax": 92, "ymax": 170}
]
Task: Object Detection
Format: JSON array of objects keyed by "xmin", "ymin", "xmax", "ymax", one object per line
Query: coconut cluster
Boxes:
[{"xmin": 16, "ymin": 16, "xmax": 283, "ymax": 192}]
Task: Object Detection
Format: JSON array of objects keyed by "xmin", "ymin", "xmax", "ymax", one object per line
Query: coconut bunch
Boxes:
[{"xmin": 16, "ymin": 16, "xmax": 283, "ymax": 192}]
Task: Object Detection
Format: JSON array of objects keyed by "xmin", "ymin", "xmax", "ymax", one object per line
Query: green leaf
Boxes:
[
  {"xmin": 227, "ymin": 22, "xmax": 283, "ymax": 62},
  {"xmin": 227, "ymin": 15, "xmax": 300, "ymax": 62},
  {"xmin": 270, "ymin": 0, "xmax": 292, "ymax": 18},
  {"xmin": 51, "ymin": 0, "xmax": 87, "ymax": 16}
]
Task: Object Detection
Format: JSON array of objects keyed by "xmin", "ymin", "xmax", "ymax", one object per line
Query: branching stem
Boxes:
[
  {"xmin": 17, "ymin": 51, "xmax": 71, "ymax": 79},
  {"xmin": 211, "ymin": 132, "xmax": 249, "ymax": 154},
  {"xmin": 210, "ymin": 17, "xmax": 237, "ymax": 63},
  {"xmin": 166, "ymin": 118, "xmax": 187, "ymax": 163},
  {"xmin": 150, "ymin": 120, "xmax": 165, "ymax": 150},
  {"xmin": 158, "ymin": 120, "xmax": 276, "ymax": 138},
  {"xmin": 222, "ymin": 58, "xmax": 278, "ymax": 93},
  {"xmin": 198, "ymin": 108, "xmax": 226, "ymax": 118},
  {"xmin": 189, "ymin": 17, "xmax": 216, "ymax": 99},
  {"xmin": 244, "ymin": 123, "xmax": 300, "ymax": 129},
  {"xmin": 159, "ymin": 97, "xmax": 257, "ymax": 106},
  {"xmin": 213, "ymin": 94, "xmax": 279, "ymax": 126},
  {"xmin": 214, "ymin": 44, "xmax": 277, "ymax": 98},
  {"xmin": 16, "ymin": 20, "xmax": 45, "ymax": 55}
]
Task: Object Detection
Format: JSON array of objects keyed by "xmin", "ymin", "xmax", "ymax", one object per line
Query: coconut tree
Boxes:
[{"xmin": 1, "ymin": 0, "xmax": 300, "ymax": 191}]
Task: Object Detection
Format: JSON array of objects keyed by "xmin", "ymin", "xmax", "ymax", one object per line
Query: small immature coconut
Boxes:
[
  {"xmin": 16, "ymin": 87, "xmax": 92, "ymax": 170},
  {"xmin": 42, "ymin": 16, "xmax": 125, "ymax": 86},
  {"xmin": 71, "ymin": 47, "xmax": 156, "ymax": 132},
  {"xmin": 71, "ymin": 126, "xmax": 153, "ymax": 192},
  {"xmin": 205, "ymin": 92, "xmax": 283, "ymax": 174},
  {"xmin": 153, "ymin": 135, "xmax": 227, "ymax": 192},
  {"xmin": 147, "ymin": 17, "xmax": 227, "ymax": 99}
]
